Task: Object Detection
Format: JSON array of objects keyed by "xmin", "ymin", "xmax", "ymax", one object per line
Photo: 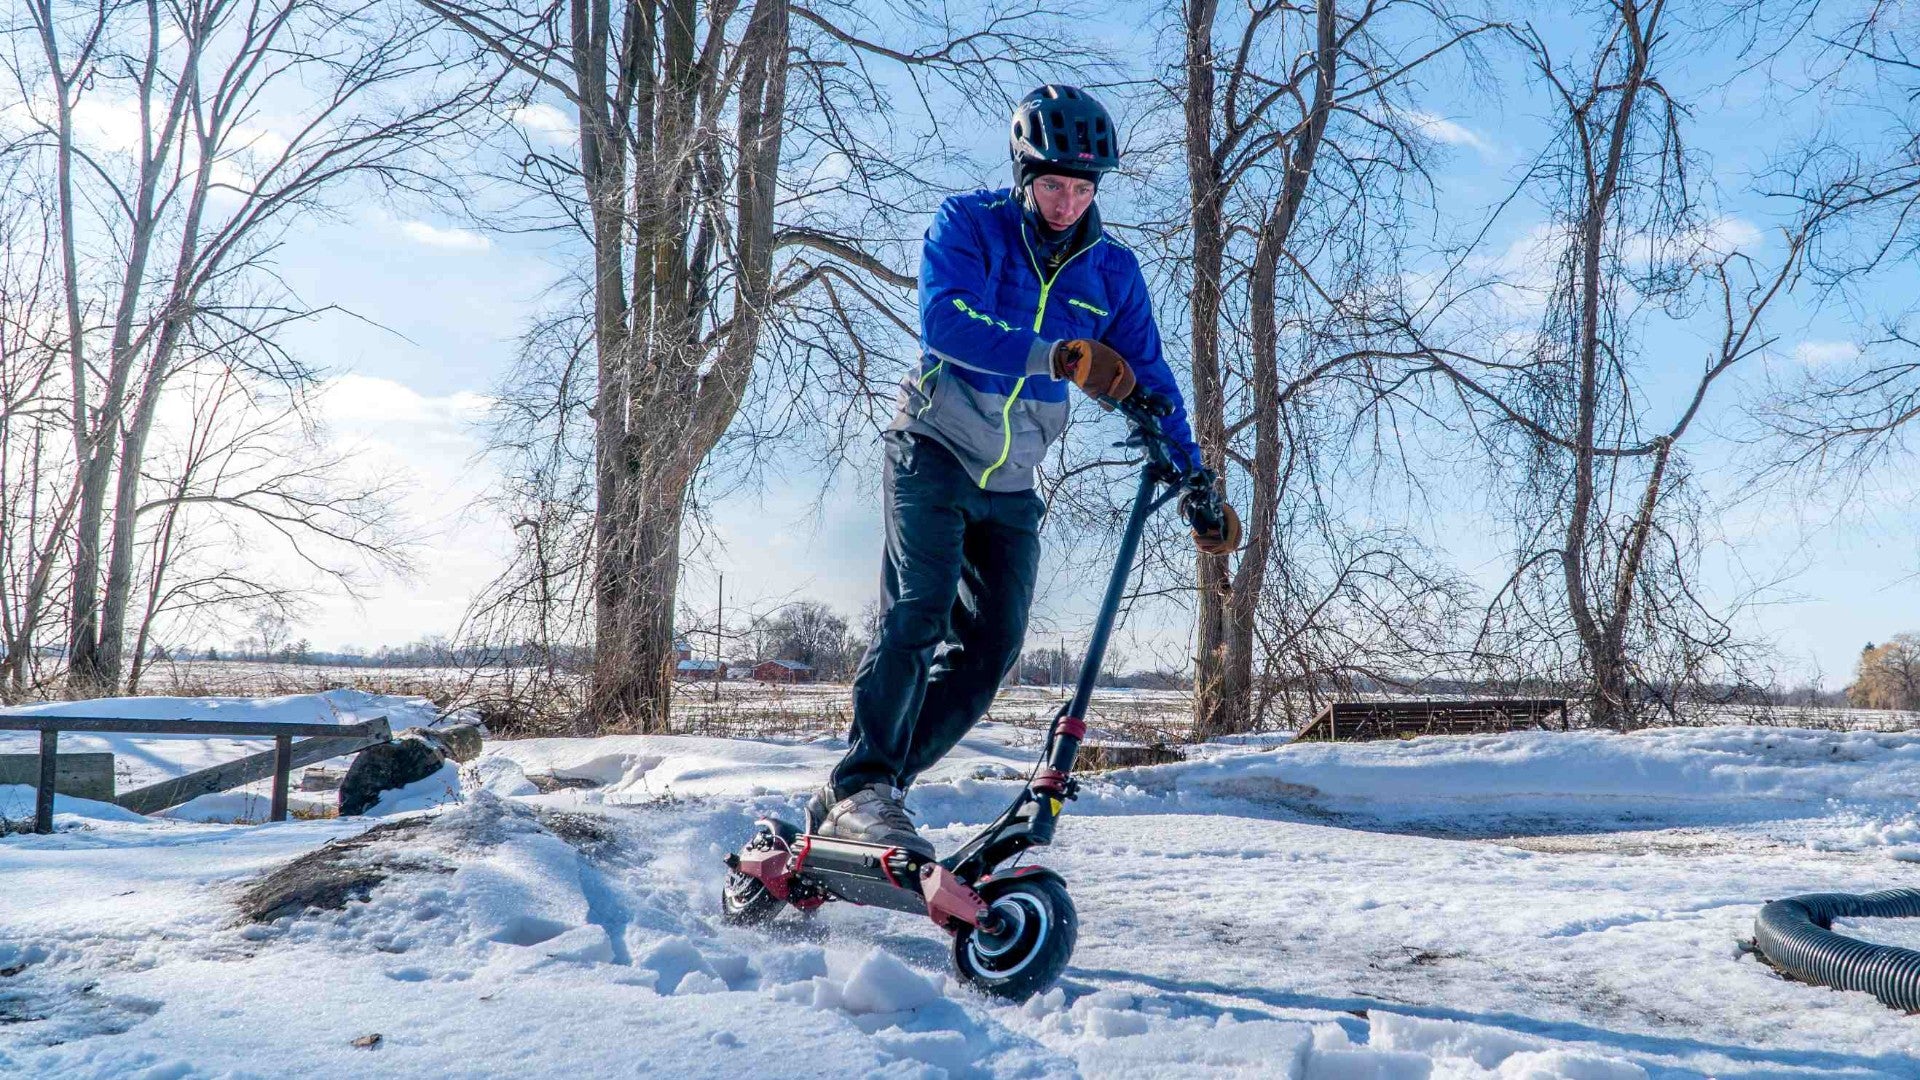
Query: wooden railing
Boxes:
[
  {"xmin": 0, "ymin": 715, "xmax": 391, "ymax": 834},
  {"xmin": 1294, "ymin": 699, "xmax": 1568, "ymax": 743}
]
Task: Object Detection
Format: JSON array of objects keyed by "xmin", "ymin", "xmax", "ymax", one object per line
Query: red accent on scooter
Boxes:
[
  {"xmin": 736, "ymin": 845, "xmax": 794, "ymax": 901},
  {"xmin": 1056, "ymin": 715, "xmax": 1087, "ymax": 740},
  {"xmin": 878, "ymin": 847, "xmax": 903, "ymax": 889},
  {"xmin": 1031, "ymin": 767, "xmax": 1070, "ymax": 796},
  {"xmin": 920, "ymin": 863, "xmax": 991, "ymax": 931}
]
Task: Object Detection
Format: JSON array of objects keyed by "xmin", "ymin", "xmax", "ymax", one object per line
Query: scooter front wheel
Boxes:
[{"xmin": 951, "ymin": 875, "xmax": 1077, "ymax": 1001}]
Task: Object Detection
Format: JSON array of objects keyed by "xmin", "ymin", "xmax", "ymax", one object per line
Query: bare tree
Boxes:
[
  {"xmin": 5, "ymin": 0, "xmax": 487, "ymax": 694},
  {"xmin": 1402, "ymin": 2, "xmax": 1835, "ymax": 728},
  {"xmin": 1157, "ymin": 0, "xmax": 1493, "ymax": 736},
  {"xmin": 0, "ymin": 162, "xmax": 77, "ymax": 696},
  {"xmin": 743, "ymin": 598, "xmax": 855, "ymax": 677},
  {"xmin": 120, "ymin": 366, "xmax": 414, "ymax": 690},
  {"xmin": 1754, "ymin": 7, "xmax": 1920, "ymax": 491},
  {"xmin": 429, "ymin": 0, "xmax": 1060, "ymax": 732}
]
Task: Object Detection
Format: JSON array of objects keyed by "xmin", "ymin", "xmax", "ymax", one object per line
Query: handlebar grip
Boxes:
[{"xmin": 1114, "ymin": 389, "xmax": 1172, "ymax": 419}]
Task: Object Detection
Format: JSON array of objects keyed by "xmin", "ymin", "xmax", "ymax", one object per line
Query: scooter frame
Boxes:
[{"xmin": 726, "ymin": 391, "xmax": 1219, "ymax": 938}]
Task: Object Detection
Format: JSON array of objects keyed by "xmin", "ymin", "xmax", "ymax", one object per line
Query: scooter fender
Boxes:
[
  {"xmin": 733, "ymin": 817, "xmax": 804, "ymax": 900},
  {"xmin": 975, "ymin": 864, "xmax": 1068, "ymax": 897}
]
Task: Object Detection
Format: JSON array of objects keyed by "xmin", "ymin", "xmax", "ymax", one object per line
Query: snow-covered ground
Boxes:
[{"xmin": 5, "ymin": 693, "xmax": 1920, "ymax": 1078}]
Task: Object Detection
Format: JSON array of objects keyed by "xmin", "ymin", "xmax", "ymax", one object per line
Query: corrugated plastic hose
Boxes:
[{"xmin": 1753, "ymin": 888, "xmax": 1920, "ymax": 1012}]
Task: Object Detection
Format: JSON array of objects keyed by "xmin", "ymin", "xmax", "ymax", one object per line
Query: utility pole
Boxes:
[{"xmin": 713, "ymin": 574, "xmax": 723, "ymax": 704}]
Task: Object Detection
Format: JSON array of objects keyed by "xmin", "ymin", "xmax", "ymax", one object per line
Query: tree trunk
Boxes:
[
  {"xmin": 1561, "ymin": 8, "xmax": 1652, "ymax": 730},
  {"xmin": 573, "ymin": 0, "xmax": 788, "ymax": 735},
  {"xmin": 1212, "ymin": 0, "xmax": 1338, "ymax": 737},
  {"xmin": 589, "ymin": 458, "xmax": 686, "ymax": 733},
  {"xmin": 1184, "ymin": 0, "xmax": 1236, "ymax": 741}
]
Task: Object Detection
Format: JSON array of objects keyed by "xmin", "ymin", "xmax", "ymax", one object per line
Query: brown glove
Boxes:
[
  {"xmin": 1051, "ymin": 339, "xmax": 1137, "ymax": 401},
  {"xmin": 1186, "ymin": 497, "xmax": 1242, "ymax": 555}
]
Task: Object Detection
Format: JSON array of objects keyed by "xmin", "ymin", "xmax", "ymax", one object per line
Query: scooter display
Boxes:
[{"xmin": 720, "ymin": 390, "xmax": 1223, "ymax": 1001}]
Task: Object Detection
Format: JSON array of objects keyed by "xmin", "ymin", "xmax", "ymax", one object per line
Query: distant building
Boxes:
[
  {"xmin": 676, "ymin": 658, "xmax": 726, "ymax": 681},
  {"xmin": 674, "ymin": 639, "xmax": 694, "ymax": 663},
  {"xmin": 753, "ymin": 659, "xmax": 814, "ymax": 683}
]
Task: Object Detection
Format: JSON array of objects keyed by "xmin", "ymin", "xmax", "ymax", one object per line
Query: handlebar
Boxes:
[
  {"xmin": 1116, "ymin": 389, "xmax": 1174, "ymax": 421},
  {"xmin": 1100, "ymin": 390, "xmax": 1227, "ymax": 532}
]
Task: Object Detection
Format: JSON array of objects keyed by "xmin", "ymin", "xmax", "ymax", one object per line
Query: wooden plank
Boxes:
[
  {"xmin": 0, "ymin": 716, "xmax": 391, "ymax": 739},
  {"xmin": 0, "ymin": 752, "xmax": 114, "ymax": 801},
  {"xmin": 35, "ymin": 729, "xmax": 55, "ymax": 834},
  {"xmin": 270, "ymin": 735, "xmax": 292, "ymax": 822},
  {"xmin": 114, "ymin": 720, "xmax": 390, "ymax": 815},
  {"xmin": 1292, "ymin": 699, "xmax": 1568, "ymax": 743}
]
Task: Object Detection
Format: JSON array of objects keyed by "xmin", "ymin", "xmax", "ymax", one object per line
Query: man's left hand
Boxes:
[{"xmin": 1183, "ymin": 491, "xmax": 1241, "ymax": 555}]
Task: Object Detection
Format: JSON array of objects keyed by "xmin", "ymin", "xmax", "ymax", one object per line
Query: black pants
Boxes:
[{"xmin": 833, "ymin": 432, "xmax": 1044, "ymax": 794}]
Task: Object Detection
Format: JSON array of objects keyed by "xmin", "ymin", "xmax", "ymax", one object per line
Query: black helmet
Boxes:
[{"xmin": 1009, "ymin": 85, "xmax": 1119, "ymax": 187}]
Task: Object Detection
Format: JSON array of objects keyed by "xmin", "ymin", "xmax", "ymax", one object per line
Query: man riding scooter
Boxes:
[{"xmin": 806, "ymin": 84, "xmax": 1241, "ymax": 858}]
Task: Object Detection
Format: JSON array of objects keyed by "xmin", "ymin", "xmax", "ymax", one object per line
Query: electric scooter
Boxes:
[{"xmin": 720, "ymin": 390, "xmax": 1224, "ymax": 1002}]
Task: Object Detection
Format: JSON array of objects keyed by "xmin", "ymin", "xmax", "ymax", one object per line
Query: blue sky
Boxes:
[{"xmin": 257, "ymin": 2, "xmax": 1915, "ymax": 687}]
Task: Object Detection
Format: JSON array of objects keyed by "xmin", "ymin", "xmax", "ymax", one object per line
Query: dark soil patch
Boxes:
[
  {"xmin": 1076, "ymin": 743, "xmax": 1185, "ymax": 771},
  {"xmin": 526, "ymin": 774, "xmax": 601, "ymax": 793},
  {"xmin": 534, "ymin": 808, "xmax": 619, "ymax": 858},
  {"xmin": 238, "ymin": 819, "xmax": 434, "ymax": 923}
]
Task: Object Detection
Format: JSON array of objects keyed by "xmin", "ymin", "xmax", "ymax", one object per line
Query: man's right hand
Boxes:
[{"xmin": 1051, "ymin": 339, "xmax": 1136, "ymax": 401}]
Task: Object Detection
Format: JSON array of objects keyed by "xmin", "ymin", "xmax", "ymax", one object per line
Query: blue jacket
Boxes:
[{"xmin": 888, "ymin": 189, "xmax": 1203, "ymax": 491}]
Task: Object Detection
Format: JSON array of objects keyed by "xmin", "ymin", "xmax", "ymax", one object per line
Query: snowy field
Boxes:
[{"xmin": 5, "ymin": 692, "xmax": 1920, "ymax": 1077}]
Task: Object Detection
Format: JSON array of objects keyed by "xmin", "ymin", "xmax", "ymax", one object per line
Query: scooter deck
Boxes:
[{"xmin": 785, "ymin": 828, "xmax": 929, "ymax": 915}]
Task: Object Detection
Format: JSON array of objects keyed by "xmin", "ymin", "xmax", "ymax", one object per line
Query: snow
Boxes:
[{"xmin": 7, "ymin": 705, "xmax": 1920, "ymax": 1077}]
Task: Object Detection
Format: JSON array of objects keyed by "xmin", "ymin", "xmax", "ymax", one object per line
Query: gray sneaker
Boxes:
[
  {"xmin": 802, "ymin": 783, "xmax": 836, "ymax": 833},
  {"xmin": 814, "ymin": 782, "xmax": 935, "ymax": 859}
]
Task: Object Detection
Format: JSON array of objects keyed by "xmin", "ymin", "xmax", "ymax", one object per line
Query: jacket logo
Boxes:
[
  {"xmin": 952, "ymin": 297, "xmax": 1015, "ymax": 333},
  {"xmin": 1066, "ymin": 298, "xmax": 1108, "ymax": 317}
]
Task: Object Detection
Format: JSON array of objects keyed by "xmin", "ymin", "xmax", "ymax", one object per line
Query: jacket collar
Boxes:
[{"xmin": 1007, "ymin": 191, "xmax": 1102, "ymax": 275}]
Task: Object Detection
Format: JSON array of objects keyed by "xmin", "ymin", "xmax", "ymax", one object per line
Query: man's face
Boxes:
[{"xmin": 1030, "ymin": 174, "xmax": 1096, "ymax": 231}]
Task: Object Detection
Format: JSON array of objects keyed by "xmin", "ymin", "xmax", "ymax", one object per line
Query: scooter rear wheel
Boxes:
[
  {"xmin": 721, "ymin": 827, "xmax": 789, "ymax": 926},
  {"xmin": 951, "ymin": 875, "xmax": 1076, "ymax": 1001}
]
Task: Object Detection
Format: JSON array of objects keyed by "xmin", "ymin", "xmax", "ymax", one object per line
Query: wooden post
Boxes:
[
  {"xmin": 270, "ymin": 734, "xmax": 292, "ymax": 822},
  {"xmin": 35, "ymin": 728, "xmax": 57, "ymax": 834}
]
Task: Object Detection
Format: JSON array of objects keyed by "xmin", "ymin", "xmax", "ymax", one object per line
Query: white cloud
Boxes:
[
  {"xmin": 399, "ymin": 220, "xmax": 492, "ymax": 252},
  {"xmin": 69, "ymin": 95, "xmax": 147, "ymax": 153},
  {"xmin": 510, "ymin": 103, "xmax": 577, "ymax": 141},
  {"xmin": 318, "ymin": 374, "xmax": 494, "ymax": 427},
  {"xmin": 1792, "ymin": 339, "xmax": 1861, "ymax": 367},
  {"xmin": 1684, "ymin": 215, "xmax": 1765, "ymax": 259},
  {"xmin": 1405, "ymin": 110, "xmax": 1489, "ymax": 152}
]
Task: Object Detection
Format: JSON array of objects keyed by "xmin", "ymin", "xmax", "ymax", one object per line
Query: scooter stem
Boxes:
[{"xmin": 1028, "ymin": 464, "xmax": 1161, "ymax": 844}]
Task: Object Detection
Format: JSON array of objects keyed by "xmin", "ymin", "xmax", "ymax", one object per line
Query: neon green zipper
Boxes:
[{"xmin": 977, "ymin": 230, "xmax": 1101, "ymax": 488}]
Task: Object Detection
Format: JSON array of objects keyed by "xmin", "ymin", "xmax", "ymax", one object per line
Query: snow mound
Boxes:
[
  {"xmin": 769, "ymin": 950, "xmax": 942, "ymax": 1018},
  {"xmin": 842, "ymin": 949, "xmax": 941, "ymax": 1014},
  {"xmin": 0, "ymin": 784, "xmax": 148, "ymax": 827}
]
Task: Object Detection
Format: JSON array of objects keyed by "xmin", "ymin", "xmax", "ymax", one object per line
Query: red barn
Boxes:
[{"xmin": 753, "ymin": 659, "xmax": 814, "ymax": 683}]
